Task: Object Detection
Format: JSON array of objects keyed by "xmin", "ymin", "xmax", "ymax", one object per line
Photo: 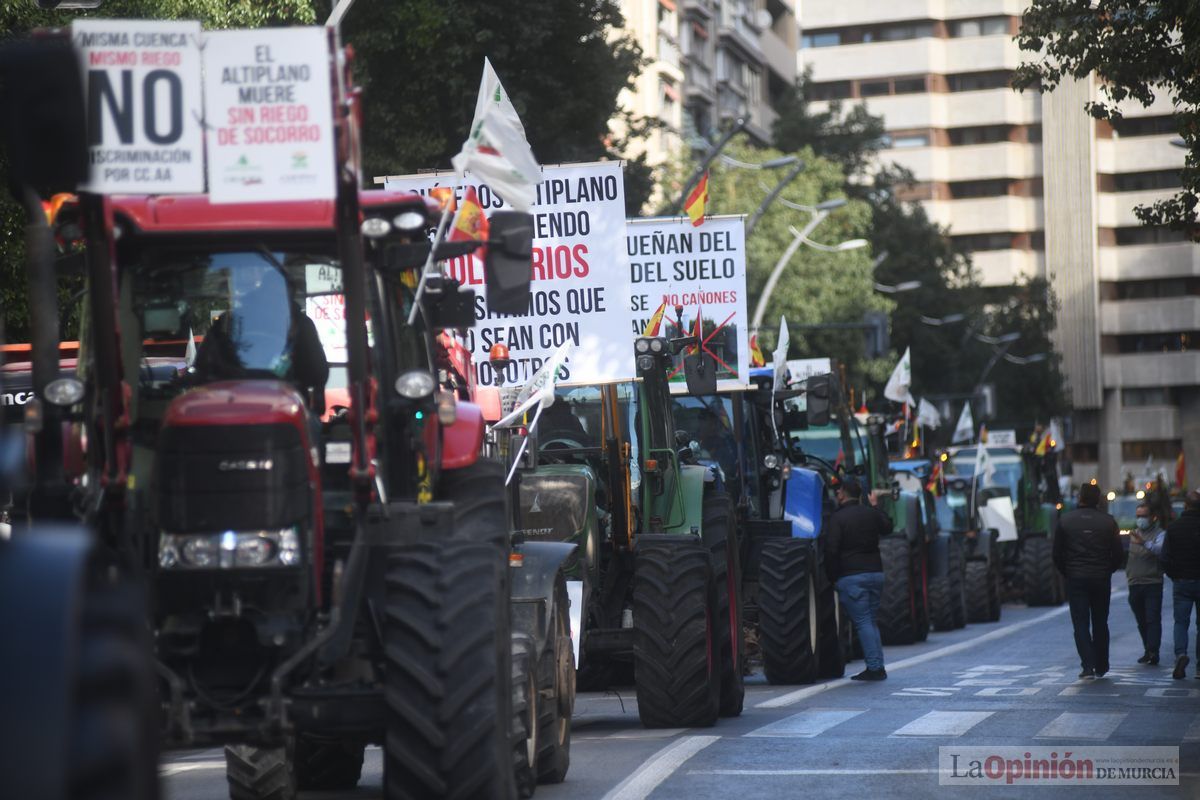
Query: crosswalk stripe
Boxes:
[
  {"xmin": 891, "ymin": 710, "xmax": 994, "ymax": 737},
  {"xmin": 1036, "ymin": 712, "xmax": 1126, "ymax": 740},
  {"xmin": 1184, "ymin": 715, "xmax": 1200, "ymax": 742},
  {"xmin": 744, "ymin": 708, "xmax": 866, "ymax": 738}
]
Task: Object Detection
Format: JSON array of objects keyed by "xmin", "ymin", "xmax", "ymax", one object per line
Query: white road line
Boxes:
[
  {"xmin": 1035, "ymin": 711, "xmax": 1127, "ymax": 740},
  {"xmin": 891, "ymin": 710, "xmax": 994, "ymax": 737},
  {"xmin": 757, "ymin": 595, "xmax": 1128, "ymax": 710},
  {"xmin": 600, "ymin": 734, "xmax": 720, "ymax": 800},
  {"xmin": 744, "ymin": 708, "xmax": 866, "ymax": 738},
  {"xmin": 161, "ymin": 760, "xmax": 225, "ymax": 776},
  {"xmin": 606, "ymin": 727, "xmax": 688, "ymax": 740},
  {"xmin": 690, "ymin": 769, "xmax": 941, "ymax": 776},
  {"xmin": 1186, "ymin": 714, "xmax": 1200, "ymax": 742}
]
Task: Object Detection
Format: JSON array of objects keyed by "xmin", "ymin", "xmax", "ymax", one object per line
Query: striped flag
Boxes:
[
  {"xmin": 643, "ymin": 301, "xmax": 667, "ymax": 336},
  {"xmin": 684, "ymin": 172, "xmax": 708, "ymax": 227}
]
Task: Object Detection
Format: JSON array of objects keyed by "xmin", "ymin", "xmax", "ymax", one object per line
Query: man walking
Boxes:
[
  {"xmin": 1163, "ymin": 490, "xmax": 1200, "ymax": 679},
  {"xmin": 1053, "ymin": 482, "xmax": 1124, "ymax": 679},
  {"xmin": 1126, "ymin": 502, "xmax": 1166, "ymax": 665},
  {"xmin": 825, "ymin": 477, "xmax": 890, "ymax": 681}
]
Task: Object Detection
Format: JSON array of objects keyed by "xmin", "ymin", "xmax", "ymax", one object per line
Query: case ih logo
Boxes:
[{"xmin": 217, "ymin": 459, "xmax": 274, "ymax": 472}]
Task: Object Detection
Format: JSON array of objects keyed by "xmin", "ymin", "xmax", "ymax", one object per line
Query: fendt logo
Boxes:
[{"xmin": 217, "ymin": 459, "xmax": 274, "ymax": 472}]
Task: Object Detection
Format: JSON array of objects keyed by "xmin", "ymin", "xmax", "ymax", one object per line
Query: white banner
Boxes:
[
  {"xmin": 383, "ymin": 162, "xmax": 633, "ymax": 386},
  {"xmin": 627, "ymin": 216, "xmax": 749, "ymax": 391},
  {"xmin": 72, "ymin": 19, "xmax": 205, "ymax": 194},
  {"xmin": 786, "ymin": 357, "xmax": 832, "ymax": 385},
  {"xmin": 203, "ymin": 27, "xmax": 335, "ymax": 203},
  {"xmin": 304, "ymin": 263, "xmax": 345, "ymax": 364}
]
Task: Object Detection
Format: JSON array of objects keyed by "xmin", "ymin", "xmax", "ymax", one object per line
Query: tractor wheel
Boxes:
[
  {"xmin": 816, "ymin": 573, "xmax": 846, "ymax": 679},
  {"xmin": 225, "ymin": 746, "xmax": 294, "ymax": 800},
  {"xmin": 878, "ymin": 536, "xmax": 920, "ymax": 644},
  {"xmin": 511, "ymin": 633, "xmax": 538, "ymax": 798},
  {"xmin": 929, "ymin": 537, "xmax": 967, "ymax": 631},
  {"xmin": 988, "ymin": 562, "xmax": 1003, "ymax": 622},
  {"xmin": 1021, "ymin": 537, "xmax": 1061, "ymax": 607},
  {"xmin": 964, "ymin": 560, "xmax": 995, "ymax": 624},
  {"xmin": 912, "ymin": 538, "xmax": 930, "ymax": 642},
  {"xmin": 633, "ymin": 538, "xmax": 719, "ymax": 728},
  {"xmin": 536, "ymin": 575, "xmax": 574, "ymax": 784},
  {"xmin": 68, "ymin": 579, "xmax": 160, "ymax": 800},
  {"xmin": 949, "ymin": 537, "xmax": 968, "ymax": 629},
  {"xmin": 701, "ymin": 494, "xmax": 744, "ymax": 717},
  {"xmin": 293, "ymin": 737, "xmax": 364, "ymax": 791},
  {"xmin": 759, "ymin": 538, "xmax": 819, "ymax": 685}
]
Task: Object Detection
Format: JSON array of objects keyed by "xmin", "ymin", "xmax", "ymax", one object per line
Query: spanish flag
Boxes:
[
  {"xmin": 750, "ymin": 334, "xmax": 765, "ymax": 367},
  {"xmin": 429, "ymin": 186, "xmax": 457, "ymax": 213},
  {"xmin": 1035, "ymin": 432, "xmax": 1051, "ymax": 457},
  {"xmin": 684, "ymin": 172, "xmax": 708, "ymax": 227},
  {"xmin": 451, "ymin": 187, "xmax": 489, "ymax": 242},
  {"xmin": 643, "ymin": 301, "xmax": 667, "ymax": 336},
  {"xmin": 1177, "ymin": 451, "xmax": 1186, "ymax": 488}
]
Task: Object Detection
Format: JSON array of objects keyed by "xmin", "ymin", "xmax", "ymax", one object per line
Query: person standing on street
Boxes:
[
  {"xmin": 1053, "ymin": 482, "xmax": 1124, "ymax": 679},
  {"xmin": 1162, "ymin": 490, "xmax": 1200, "ymax": 679},
  {"xmin": 1126, "ymin": 502, "xmax": 1166, "ymax": 666},
  {"xmin": 825, "ymin": 477, "xmax": 891, "ymax": 681}
]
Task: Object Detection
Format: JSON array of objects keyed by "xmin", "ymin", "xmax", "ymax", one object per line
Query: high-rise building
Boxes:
[{"xmin": 799, "ymin": 0, "xmax": 1194, "ymax": 490}]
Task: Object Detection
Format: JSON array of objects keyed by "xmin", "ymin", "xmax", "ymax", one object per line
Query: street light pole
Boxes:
[
  {"xmin": 750, "ymin": 212, "xmax": 828, "ymax": 331},
  {"xmin": 665, "ymin": 117, "xmax": 747, "ymax": 215},
  {"xmin": 973, "ymin": 333, "xmax": 1021, "ymax": 393},
  {"xmin": 745, "ymin": 160, "xmax": 806, "ymax": 236}
]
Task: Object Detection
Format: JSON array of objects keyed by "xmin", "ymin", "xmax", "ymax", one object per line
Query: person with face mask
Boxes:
[{"xmin": 1126, "ymin": 502, "xmax": 1166, "ymax": 666}]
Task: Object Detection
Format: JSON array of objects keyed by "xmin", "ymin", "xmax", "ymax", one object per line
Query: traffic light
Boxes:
[{"xmin": 863, "ymin": 310, "xmax": 889, "ymax": 359}]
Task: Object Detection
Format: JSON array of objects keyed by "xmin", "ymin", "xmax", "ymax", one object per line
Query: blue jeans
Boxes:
[
  {"xmin": 1173, "ymin": 578, "xmax": 1200, "ymax": 658},
  {"xmin": 1128, "ymin": 583, "xmax": 1163, "ymax": 657},
  {"xmin": 837, "ymin": 572, "xmax": 885, "ymax": 671}
]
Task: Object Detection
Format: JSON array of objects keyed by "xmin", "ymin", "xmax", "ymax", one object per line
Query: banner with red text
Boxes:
[
  {"xmin": 627, "ymin": 215, "xmax": 749, "ymax": 391},
  {"xmin": 381, "ymin": 162, "xmax": 634, "ymax": 386}
]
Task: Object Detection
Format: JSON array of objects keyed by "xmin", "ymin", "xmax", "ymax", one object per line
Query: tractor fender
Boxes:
[
  {"xmin": 783, "ymin": 466, "xmax": 823, "ymax": 539},
  {"xmin": 900, "ymin": 492, "xmax": 922, "ymax": 546},
  {"xmin": 440, "ymin": 401, "xmax": 484, "ymax": 470},
  {"xmin": 511, "ymin": 541, "xmax": 578, "ymax": 658},
  {"xmin": 0, "ymin": 526, "xmax": 93, "ymax": 800}
]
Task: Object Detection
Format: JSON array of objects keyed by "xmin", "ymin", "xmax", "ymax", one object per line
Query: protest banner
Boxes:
[
  {"xmin": 304, "ymin": 262, "xmax": 346, "ymax": 364},
  {"xmin": 626, "ymin": 215, "xmax": 749, "ymax": 391},
  {"xmin": 203, "ymin": 27, "xmax": 336, "ymax": 203},
  {"xmin": 381, "ymin": 162, "xmax": 634, "ymax": 386},
  {"xmin": 72, "ymin": 19, "xmax": 205, "ymax": 194}
]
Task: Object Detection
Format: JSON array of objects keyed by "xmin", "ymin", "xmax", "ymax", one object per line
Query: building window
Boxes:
[
  {"xmin": 949, "ymin": 179, "xmax": 1011, "ymax": 199},
  {"xmin": 1112, "ymin": 169, "xmax": 1183, "ymax": 192},
  {"xmin": 1121, "ymin": 440, "xmax": 1182, "ymax": 461},
  {"xmin": 1115, "ymin": 332, "xmax": 1196, "ymax": 353},
  {"xmin": 952, "ymin": 232, "xmax": 1014, "ymax": 251},
  {"xmin": 1122, "ymin": 388, "xmax": 1173, "ymax": 407},
  {"xmin": 1113, "ymin": 278, "xmax": 1197, "ymax": 299},
  {"xmin": 860, "ymin": 80, "xmax": 890, "ymax": 97},
  {"xmin": 888, "ymin": 132, "xmax": 931, "ymax": 148},
  {"xmin": 810, "ymin": 81, "xmax": 851, "ymax": 101},
  {"xmin": 1112, "ymin": 115, "xmax": 1177, "ymax": 138},
  {"xmin": 947, "ymin": 71, "xmax": 1012, "ymax": 92},
  {"xmin": 1114, "ymin": 225, "xmax": 1190, "ymax": 245},
  {"xmin": 801, "ymin": 31, "xmax": 842, "ymax": 48},
  {"xmin": 1026, "ymin": 124, "xmax": 1043, "ymax": 143},
  {"xmin": 893, "ymin": 77, "xmax": 927, "ymax": 94},
  {"xmin": 1030, "ymin": 230, "xmax": 1045, "ymax": 250},
  {"xmin": 949, "ymin": 17, "xmax": 1010, "ymax": 37},
  {"xmin": 878, "ymin": 22, "xmax": 934, "ymax": 41},
  {"xmin": 948, "ymin": 125, "xmax": 1010, "ymax": 146}
]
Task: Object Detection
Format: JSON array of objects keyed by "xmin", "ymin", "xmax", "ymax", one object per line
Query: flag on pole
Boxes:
[
  {"xmin": 643, "ymin": 301, "xmax": 667, "ymax": 336},
  {"xmin": 749, "ymin": 335, "xmax": 765, "ymax": 367},
  {"xmin": 185, "ymin": 328, "xmax": 196, "ymax": 367},
  {"xmin": 450, "ymin": 187, "xmax": 489, "ymax": 242},
  {"xmin": 1047, "ymin": 418, "xmax": 1064, "ymax": 452},
  {"xmin": 1177, "ymin": 451, "xmax": 1186, "ymax": 488},
  {"xmin": 1035, "ymin": 431, "xmax": 1052, "ymax": 457},
  {"xmin": 917, "ymin": 397, "xmax": 941, "ymax": 429},
  {"xmin": 772, "ymin": 316, "xmax": 790, "ymax": 391},
  {"xmin": 451, "ymin": 58, "xmax": 541, "ymax": 212},
  {"xmin": 684, "ymin": 172, "xmax": 709, "ymax": 227},
  {"xmin": 974, "ymin": 439, "xmax": 996, "ymax": 486},
  {"xmin": 883, "ymin": 347, "xmax": 911, "ymax": 404}
]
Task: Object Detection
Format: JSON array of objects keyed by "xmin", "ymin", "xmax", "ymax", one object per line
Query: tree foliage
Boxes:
[{"xmin": 1013, "ymin": 0, "xmax": 1200, "ymax": 235}]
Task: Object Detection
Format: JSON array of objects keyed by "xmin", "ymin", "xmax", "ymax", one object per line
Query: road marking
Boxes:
[
  {"xmin": 600, "ymin": 734, "xmax": 720, "ymax": 800},
  {"xmin": 756, "ymin": 595, "xmax": 1127, "ymax": 710},
  {"xmin": 1036, "ymin": 712, "xmax": 1127, "ymax": 740},
  {"xmin": 161, "ymin": 760, "xmax": 225, "ymax": 776},
  {"xmin": 606, "ymin": 727, "xmax": 688, "ymax": 740},
  {"xmin": 1186, "ymin": 715, "xmax": 1200, "ymax": 741},
  {"xmin": 891, "ymin": 710, "xmax": 994, "ymax": 737},
  {"xmin": 743, "ymin": 708, "xmax": 866, "ymax": 738},
  {"xmin": 690, "ymin": 768, "xmax": 941, "ymax": 776}
]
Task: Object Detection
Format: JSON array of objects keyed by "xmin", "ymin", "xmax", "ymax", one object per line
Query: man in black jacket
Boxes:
[
  {"xmin": 825, "ymin": 477, "xmax": 892, "ymax": 681},
  {"xmin": 1162, "ymin": 490, "xmax": 1200, "ymax": 679},
  {"xmin": 1053, "ymin": 482, "xmax": 1124, "ymax": 679}
]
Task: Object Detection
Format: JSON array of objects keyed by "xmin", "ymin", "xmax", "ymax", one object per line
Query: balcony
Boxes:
[
  {"xmin": 1097, "ymin": 136, "xmax": 1188, "ymax": 174},
  {"xmin": 802, "ymin": 0, "xmax": 1026, "ymax": 28},
  {"xmin": 815, "ymin": 89, "xmax": 1042, "ymax": 132},
  {"xmin": 1120, "ymin": 406, "xmax": 1180, "ymax": 441},
  {"xmin": 760, "ymin": 27, "xmax": 796, "ymax": 84},
  {"xmin": 886, "ymin": 142, "xmax": 1042, "ymax": 183},
  {"xmin": 1098, "ymin": 189, "xmax": 1179, "ymax": 229},
  {"xmin": 803, "ymin": 36, "xmax": 1019, "ymax": 84},
  {"xmin": 923, "ymin": 195, "xmax": 1043, "ymax": 235},
  {"xmin": 1098, "ymin": 242, "xmax": 1200, "ymax": 281},
  {"xmin": 657, "ymin": 33, "xmax": 681, "ymax": 70},
  {"xmin": 969, "ymin": 248, "xmax": 1045, "ymax": 287},
  {"xmin": 1103, "ymin": 351, "xmax": 1200, "ymax": 388},
  {"xmin": 1101, "ymin": 296, "xmax": 1200, "ymax": 335}
]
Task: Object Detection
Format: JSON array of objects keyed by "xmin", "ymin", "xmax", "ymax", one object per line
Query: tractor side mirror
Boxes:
[
  {"xmin": 484, "ymin": 211, "xmax": 534, "ymax": 314},
  {"xmin": 0, "ymin": 37, "xmax": 88, "ymax": 195},
  {"xmin": 682, "ymin": 351, "xmax": 717, "ymax": 395},
  {"xmin": 423, "ymin": 275, "xmax": 475, "ymax": 330},
  {"xmin": 804, "ymin": 374, "xmax": 832, "ymax": 427}
]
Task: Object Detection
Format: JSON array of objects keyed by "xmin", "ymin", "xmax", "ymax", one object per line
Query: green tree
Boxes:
[
  {"xmin": 1013, "ymin": 1, "xmax": 1199, "ymax": 236},
  {"xmin": 983, "ymin": 277, "xmax": 1068, "ymax": 430}
]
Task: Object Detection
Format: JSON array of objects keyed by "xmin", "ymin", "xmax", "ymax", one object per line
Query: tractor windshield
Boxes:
[
  {"xmin": 673, "ymin": 394, "xmax": 740, "ymax": 485},
  {"xmin": 935, "ymin": 488, "xmax": 972, "ymax": 532}
]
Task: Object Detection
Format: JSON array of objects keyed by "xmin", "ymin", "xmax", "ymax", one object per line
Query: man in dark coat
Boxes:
[
  {"xmin": 1053, "ymin": 482, "xmax": 1124, "ymax": 679},
  {"xmin": 1162, "ymin": 490, "xmax": 1200, "ymax": 679},
  {"xmin": 825, "ymin": 477, "xmax": 892, "ymax": 681}
]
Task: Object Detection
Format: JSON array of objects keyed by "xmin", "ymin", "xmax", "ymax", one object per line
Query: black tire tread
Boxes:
[
  {"xmin": 964, "ymin": 560, "xmax": 994, "ymax": 623},
  {"xmin": 1021, "ymin": 536, "xmax": 1061, "ymax": 607},
  {"xmin": 759, "ymin": 538, "xmax": 819, "ymax": 685},
  {"xmin": 702, "ymin": 495, "xmax": 745, "ymax": 717},
  {"xmin": 877, "ymin": 536, "xmax": 918, "ymax": 645},
  {"xmin": 225, "ymin": 746, "xmax": 294, "ymax": 800},
  {"xmin": 536, "ymin": 577, "xmax": 573, "ymax": 784},
  {"xmin": 512, "ymin": 633, "xmax": 537, "ymax": 798}
]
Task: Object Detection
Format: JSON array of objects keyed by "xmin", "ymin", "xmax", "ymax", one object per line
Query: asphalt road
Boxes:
[{"xmin": 163, "ymin": 574, "xmax": 1200, "ymax": 799}]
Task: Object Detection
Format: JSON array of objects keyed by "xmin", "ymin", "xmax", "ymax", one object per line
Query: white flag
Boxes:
[
  {"xmin": 883, "ymin": 347, "xmax": 911, "ymax": 404},
  {"xmin": 975, "ymin": 440, "xmax": 996, "ymax": 486},
  {"xmin": 185, "ymin": 328, "xmax": 197, "ymax": 368},
  {"xmin": 772, "ymin": 316, "xmax": 790, "ymax": 392},
  {"xmin": 1047, "ymin": 418, "xmax": 1064, "ymax": 452},
  {"xmin": 951, "ymin": 402, "xmax": 974, "ymax": 444},
  {"xmin": 494, "ymin": 342, "xmax": 572, "ymax": 430},
  {"xmin": 917, "ymin": 398, "xmax": 941, "ymax": 429},
  {"xmin": 451, "ymin": 58, "xmax": 542, "ymax": 212}
]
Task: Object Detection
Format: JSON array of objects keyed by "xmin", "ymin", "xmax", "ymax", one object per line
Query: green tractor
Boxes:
[{"xmin": 494, "ymin": 335, "xmax": 742, "ymax": 727}]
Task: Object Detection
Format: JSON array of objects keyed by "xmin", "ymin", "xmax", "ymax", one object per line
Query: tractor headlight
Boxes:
[
  {"xmin": 361, "ymin": 217, "xmax": 391, "ymax": 238},
  {"xmin": 763, "ymin": 454, "xmax": 780, "ymax": 470},
  {"xmin": 392, "ymin": 210, "xmax": 426, "ymax": 232},
  {"xmin": 649, "ymin": 337, "xmax": 665, "ymax": 354},
  {"xmin": 159, "ymin": 528, "xmax": 301, "ymax": 570},
  {"xmin": 635, "ymin": 337, "xmax": 651, "ymax": 354},
  {"xmin": 43, "ymin": 377, "xmax": 85, "ymax": 407},
  {"xmin": 395, "ymin": 370, "xmax": 436, "ymax": 399}
]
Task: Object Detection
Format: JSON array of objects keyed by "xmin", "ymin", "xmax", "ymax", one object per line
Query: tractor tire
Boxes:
[
  {"xmin": 511, "ymin": 633, "xmax": 538, "ymax": 798},
  {"xmin": 988, "ymin": 562, "xmax": 1003, "ymax": 622},
  {"xmin": 816, "ymin": 575, "xmax": 846, "ymax": 679},
  {"xmin": 913, "ymin": 539, "xmax": 930, "ymax": 642},
  {"xmin": 759, "ymin": 538, "xmax": 819, "ymax": 685},
  {"xmin": 878, "ymin": 536, "xmax": 921, "ymax": 645},
  {"xmin": 293, "ymin": 737, "xmax": 364, "ymax": 791},
  {"xmin": 536, "ymin": 575, "xmax": 574, "ymax": 784},
  {"xmin": 68, "ymin": 579, "xmax": 160, "ymax": 800},
  {"xmin": 225, "ymin": 746, "xmax": 294, "ymax": 800},
  {"xmin": 701, "ymin": 494, "xmax": 744, "ymax": 717},
  {"xmin": 1021, "ymin": 537, "xmax": 1062, "ymax": 607},
  {"xmin": 437, "ymin": 458, "xmax": 509, "ymax": 548},
  {"xmin": 929, "ymin": 537, "xmax": 967, "ymax": 632},
  {"xmin": 633, "ymin": 538, "xmax": 719, "ymax": 728},
  {"xmin": 964, "ymin": 560, "xmax": 996, "ymax": 624},
  {"xmin": 950, "ymin": 537, "xmax": 968, "ymax": 629}
]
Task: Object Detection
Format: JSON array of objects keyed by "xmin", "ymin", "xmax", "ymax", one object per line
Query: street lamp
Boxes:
[
  {"xmin": 745, "ymin": 160, "xmax": 807, "ymax": 236},
  {"xmin": 919, "ymin": 313, "xmax": 966, "ymax": 326},
  {"xmin": 719, "ymin": 154, "xmax": 799, "ymax": 170},
  {"xmin": 1003, "ymin": 352, "xmax": 1048, "ymax": 365},
  {"xmin": 665, "ymin": 117, "xmax": 747, "ymax": 215},
  {"xmin": 874, "ymin": 280, "xmax": 922, "ymax": 294},
  {"xmin": 974, "ymin": 331, "xmax": 1021, "ymax": 346},
  {"xmin": 973, "ymin": 332, "xmax": 1021, "ymax": 392}
]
